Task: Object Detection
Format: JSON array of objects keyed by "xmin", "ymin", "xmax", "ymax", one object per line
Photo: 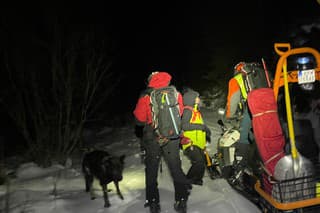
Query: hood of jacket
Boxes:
[
  {"xmin": 148, "ymin": 72, "xmax": 172, "ymax": 89},
  {"xmin": 183, "ymin": 89, "xmax": 199, "ymax": 107}
]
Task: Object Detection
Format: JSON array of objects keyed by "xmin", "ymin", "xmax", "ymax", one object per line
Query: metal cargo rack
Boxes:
[{"xmin": 255, "ymin": 173, "xmax": 320, "ymax": 212}]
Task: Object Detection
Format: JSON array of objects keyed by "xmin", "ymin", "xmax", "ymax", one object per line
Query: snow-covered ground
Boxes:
[{"xmin": 0, "ymin": 108, "xmax": 262, "ymax": 213}]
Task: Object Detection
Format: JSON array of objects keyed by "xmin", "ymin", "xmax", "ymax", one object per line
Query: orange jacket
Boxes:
[{"xmin": 226, "ymin": 73, "xmax": 247, "ymax": 119}]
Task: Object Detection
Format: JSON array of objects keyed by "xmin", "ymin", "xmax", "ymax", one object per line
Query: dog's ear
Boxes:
[{"xmin": 120, "ymin": 155, "xmax": 125, "ymax": 164}]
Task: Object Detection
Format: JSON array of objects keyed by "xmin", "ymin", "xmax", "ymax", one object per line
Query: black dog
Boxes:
[{"xmin": 82, "ymin": 150, "xmax": 125, "ymax": 207}]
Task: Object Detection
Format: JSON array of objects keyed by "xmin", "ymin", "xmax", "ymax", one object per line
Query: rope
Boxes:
[
  {"xmin": 252, "ymin": 110, "xmax": 277, "ymax": 118},
  {"xmin": 264, "ymin": 151, "xmax": 283, "ymax": 165}
]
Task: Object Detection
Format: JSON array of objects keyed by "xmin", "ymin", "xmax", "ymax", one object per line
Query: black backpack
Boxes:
[
  {"xmin": 242, "ymin": 62, "xmax": 271, "ymax": 92},
  {"xmin": 150, "ymin": 85, "xmax": 181, "ymax": 145}
]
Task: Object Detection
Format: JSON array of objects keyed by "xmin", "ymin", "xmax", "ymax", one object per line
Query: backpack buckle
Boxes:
[{"xmin": 157, "ymin": 135, "xmax": 169, "ymax": 146}]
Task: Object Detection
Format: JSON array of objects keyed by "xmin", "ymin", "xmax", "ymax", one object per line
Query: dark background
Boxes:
[
  {"xmin": 1, "ymin": 2, "xmax": 320, "ymax": 106},
  {"xmin": 0, "ymin": 1, "xmax": 320, "ymax": 155}
]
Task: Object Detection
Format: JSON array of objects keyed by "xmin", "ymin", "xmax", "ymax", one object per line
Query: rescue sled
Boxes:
[{"xmin": 254, "ymin": 43, "xmax": 320, "ymax": 213}]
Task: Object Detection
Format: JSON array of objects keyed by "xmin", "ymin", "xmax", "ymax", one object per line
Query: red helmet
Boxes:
[
  {"xmin": 147, "ymin": 71, "xmax": 159, "ymax": 83},
  {"xmin": 147, "ymin": 71, "xmax": 172, "ymax": 88}
]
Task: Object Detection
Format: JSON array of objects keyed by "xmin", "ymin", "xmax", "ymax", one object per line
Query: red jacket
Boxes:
[{"xmin": 133, "ymin": 72, "xmax": 183, "ymax": 125}]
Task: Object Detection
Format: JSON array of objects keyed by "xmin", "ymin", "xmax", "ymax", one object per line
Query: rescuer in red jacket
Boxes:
[{"xmin": 133, "ymin": 71, "xmax": 191, "ymax": 213}]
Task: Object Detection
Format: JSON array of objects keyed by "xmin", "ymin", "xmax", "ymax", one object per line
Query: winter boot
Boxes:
[
  {"xmin": 191, "ymin": 179, "xmax": 203, "ymax": 186},
  {"xmin": 149, "ymin": 202, "xmax": 161, "ymax": 213},
  {"xmin": 144, "ymin": 199, "xmax": 161, "ymax": 213},
  {"xmin": 174, "ymin": 198, "xmax": 187, "ymax": 213}
]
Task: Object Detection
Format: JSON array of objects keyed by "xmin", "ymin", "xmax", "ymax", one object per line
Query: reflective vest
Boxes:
[
  {"xmin": 182, "ymin": 105, "xmax": 206, "ymax": 150},
  {"xmin": 234, "ymin": 73, "xmax": 248, "ymax": 100}
]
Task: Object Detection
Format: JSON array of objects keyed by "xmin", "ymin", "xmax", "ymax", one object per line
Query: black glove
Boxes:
[{"xmin": 134, "ymin": 125, "xmax": 144, "ymax": 138}]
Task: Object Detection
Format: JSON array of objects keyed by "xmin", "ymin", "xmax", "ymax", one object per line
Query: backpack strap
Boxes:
[{"xmin": 184, "ymin": 105, "xmax": 193, "ymax": 111}]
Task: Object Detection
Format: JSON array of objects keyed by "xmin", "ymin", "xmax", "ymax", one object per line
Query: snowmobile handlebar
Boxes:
[{"xmin": 217, "ymin": 119, "xmax": 228, "ymax": 132}]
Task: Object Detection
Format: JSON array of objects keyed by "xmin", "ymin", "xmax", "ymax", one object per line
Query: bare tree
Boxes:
[{"xmin": 0, "ymin": 22, "xmax": 120, "ymax": 166}]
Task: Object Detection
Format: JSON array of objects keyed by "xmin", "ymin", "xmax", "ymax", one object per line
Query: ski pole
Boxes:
[{"xmin": 262, "ymin": 58, "xmax": 272, "ymax": 87}]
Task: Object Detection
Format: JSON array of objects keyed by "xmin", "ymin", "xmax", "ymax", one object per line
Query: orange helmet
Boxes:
[{"xmin": 233, "ymin": 62, "xmax": 247, "ymax": 75}]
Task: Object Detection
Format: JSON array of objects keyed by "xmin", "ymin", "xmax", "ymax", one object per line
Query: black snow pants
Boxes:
[
  {"xmin": 183, "ymin": 145, "xmax": 206, "ymax": 183},
  {"xmin": 144, "ymin": 132, "xmax": 191, "ymax": 203}
]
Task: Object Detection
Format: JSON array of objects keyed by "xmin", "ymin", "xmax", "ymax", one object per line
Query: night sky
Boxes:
[
  {"xmin": 103, "ymin": 1, "xmax": 320, "ymax": 102},
  {"xmin": 0, "ymin": 1, "xmax": 319, "ymax": 159},
  {"xmin": 1, "ymin": 1, "xmax": 320, "ymax": 121}
]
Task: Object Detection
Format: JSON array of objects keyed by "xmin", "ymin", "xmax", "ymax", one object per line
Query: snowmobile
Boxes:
[
  {"xmin": 208, "ymin": 43, "xmax": 320, "ymax": 212},
  {"xmin": 208, "ymin": 115, "xmax": 241, "ymax": 179},
  {"xmin": 214, "ymin": 118, "xmax": 240, "ymax": 176},
  {"xmin": 206, "ymin": 112, "xmax": 261, "ymax": 204}
]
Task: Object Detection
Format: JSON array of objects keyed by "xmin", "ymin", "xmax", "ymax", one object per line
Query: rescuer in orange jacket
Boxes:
[
  {"xmin": 225, "ymin": 62, "xmax": 256, "ymax": 176},
  {"xmin": 226, "ymin": 62, "xmax": 253, "ymax": 145}
]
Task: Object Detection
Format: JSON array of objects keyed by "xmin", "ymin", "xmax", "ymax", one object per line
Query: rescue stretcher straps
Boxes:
[
  {"xmin": 265, "ymin": 151, "xmax": 284, "ymax": 166},
  {"xmin": 252, "ymin": 110, "xmax": 277, "ymax": 117}
]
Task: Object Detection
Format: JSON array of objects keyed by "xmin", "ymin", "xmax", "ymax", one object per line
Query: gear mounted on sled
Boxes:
[
  {"xmin": 254, "ymin": 43, "xmax": 320, "ymax": 212},
  {"xmin": 208, "ymin": 43, "xmax": 320, "ymax": 213}
]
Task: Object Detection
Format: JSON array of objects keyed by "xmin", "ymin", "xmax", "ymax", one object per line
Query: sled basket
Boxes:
[{"xmin": 255, "ymin": 173, "xmax": 320, "ymax": 211}]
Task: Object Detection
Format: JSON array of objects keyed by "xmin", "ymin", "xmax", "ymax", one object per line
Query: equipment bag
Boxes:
[
  {"xmin": 247, "ymin": 88, "xmax": 285, "ymax": 176},
  {"xmin": 150, "ymin": 86, "xmax": 181, "ymax": 145}
]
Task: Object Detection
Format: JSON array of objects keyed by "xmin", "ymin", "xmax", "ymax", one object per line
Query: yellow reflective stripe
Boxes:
[
  {"xmin": 194, "ymin": 104, "xmax": 198, "ymax": 111},
  {"xmin": 190, "ymin": 113, "xmax": 203, "ymax": 124},
  {"xmin": 189, "ymin": 108, "xmax": 204, "ymax": 124},
  {"xmin": 161, "ymin": 93, "xmax": 166, "ymax": 103},
  {"xmin": 234, "ymin": 74, "xmax": 247, "ymax": 99},
  {"xmin": 238, "ymin": 102, "xmax": 243, "ymax": 110}
]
